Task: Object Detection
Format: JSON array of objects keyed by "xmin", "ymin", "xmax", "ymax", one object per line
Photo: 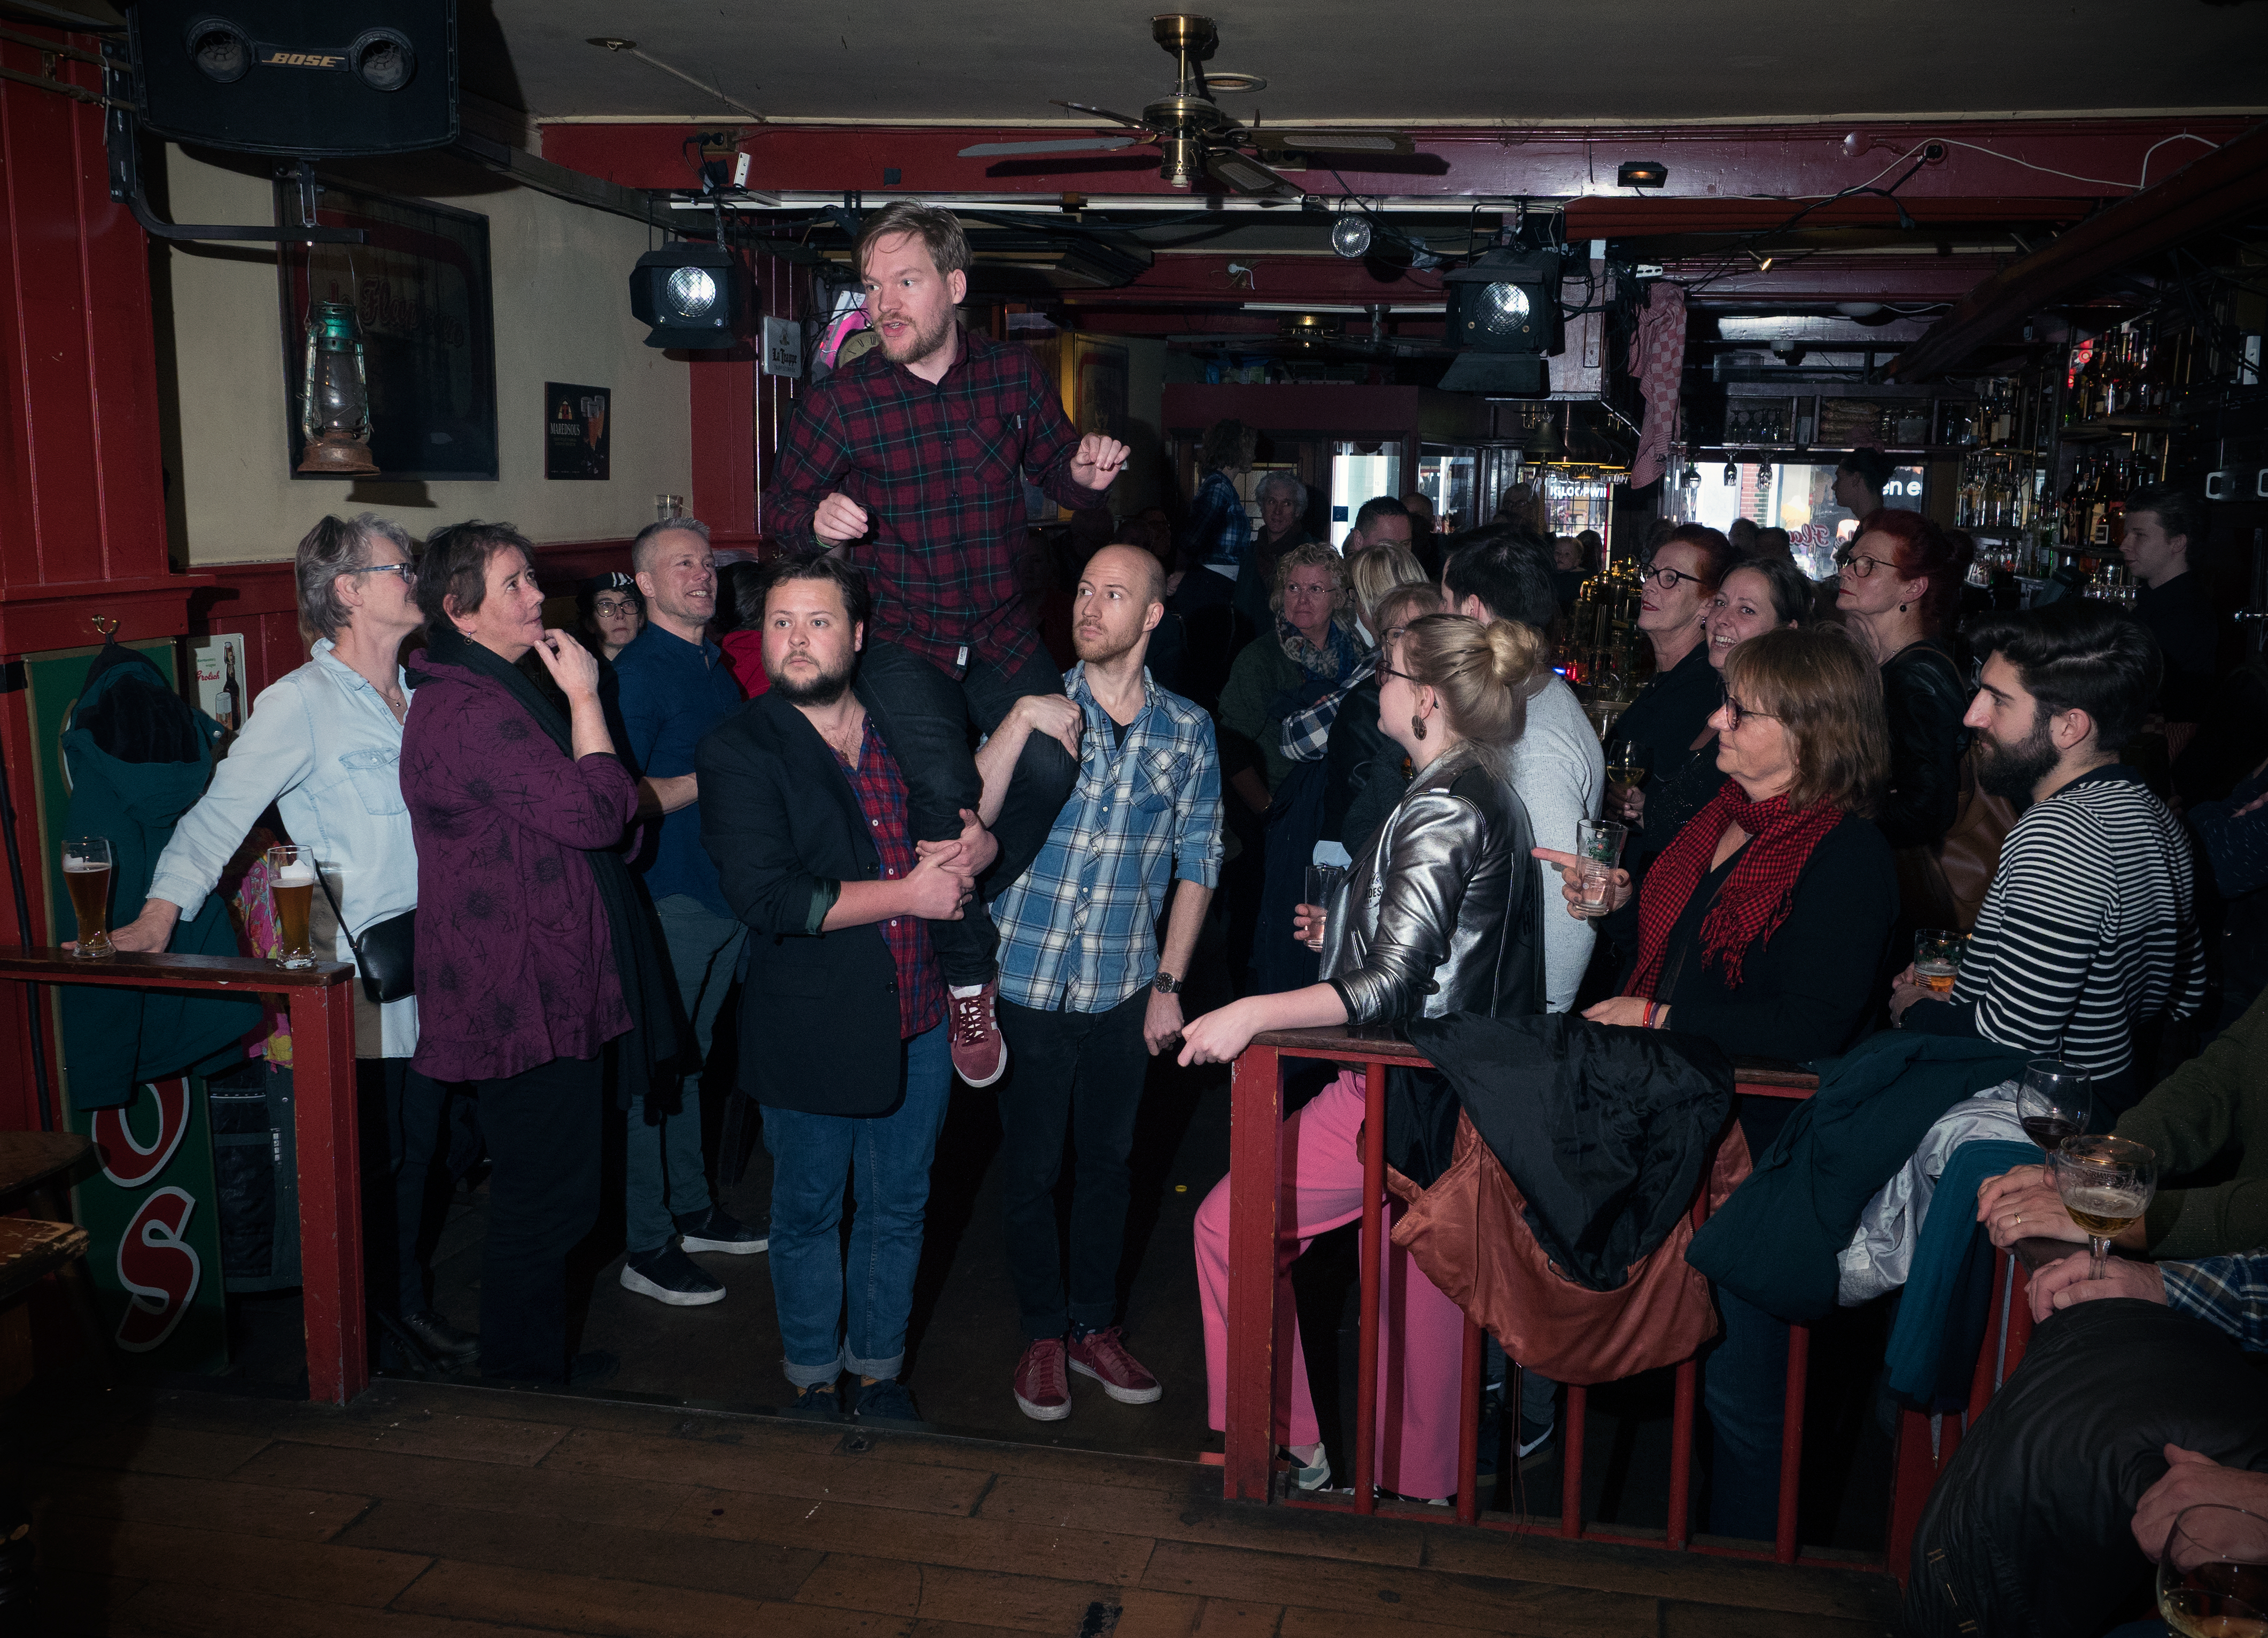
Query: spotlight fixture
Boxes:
[
  {"xmin": 630, "ymin": 243, "xmax": 743, "ymax": 349},
  {"xmin": 1329, "ymin": 212, "xmax": 1373, "ymax": 260},
  {"xmin": 1438, "ymin": 241, "xmax": 1563, "ymax": 395},
  {"xmin": 1617, "ymin": 160, "xmax": 1668, "ymax": 189},
  {"xmin": 1745, "ymin": 247, "xmax": 1774, "ymax": 272}
]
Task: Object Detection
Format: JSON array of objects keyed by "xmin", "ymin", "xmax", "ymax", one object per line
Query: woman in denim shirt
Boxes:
[{"xmin": 116, "ymin": 513, "xmax": 474, "ymax": 1369}]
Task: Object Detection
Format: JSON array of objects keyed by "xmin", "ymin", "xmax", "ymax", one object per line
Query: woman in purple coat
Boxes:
[{"xmin": 402, "ymin": 521, "xmax": 679, "ymax": 1384}]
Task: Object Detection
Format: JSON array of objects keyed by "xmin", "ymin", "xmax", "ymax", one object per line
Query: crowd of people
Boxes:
[{"xmin": 106, "ymin": 197, "xmax": 2266, "ymax": 1632}]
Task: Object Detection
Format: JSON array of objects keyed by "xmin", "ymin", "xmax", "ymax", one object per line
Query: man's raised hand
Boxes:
[
  {"xmin": 813, "ymin": 492, "xmax": 871, "ymax": 547},
  {"xmin": 1070, "ymin": 435, "xmax": 1131, "ymax": 494}
]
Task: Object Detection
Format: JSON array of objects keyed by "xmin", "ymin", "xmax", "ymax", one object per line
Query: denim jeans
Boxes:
[
  {"xmin": 759, "ymin": 1023, "xmax": 950, "ymax": 1387},
  {"xmin": 996, "ymin": 989, "xmax": 1149, "ymax": 1340},
  {"xmin": 1702, "ymin": 1285, "xmax": 1789, "ymax": 1540},
  {"xmin": 626, "ymin": 894, "xmax": 748, "ymax": 1255},
  {"xmin": 853, "ymin": 639, "xmax": 1078, "ymax": 987}
]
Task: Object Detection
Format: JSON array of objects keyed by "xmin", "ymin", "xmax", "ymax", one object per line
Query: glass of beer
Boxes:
[
  {"xmin": 2157, "ymin": 1503, "xmax": 2268, "ymax": 1638},
  {"xmin": 2053, "ymin": 1133, "xmax": 2156, "ymax": 1282},
  {"xmin": 1301, "ymin": 863, "xmax": 1346, "ymax": 953},
  {"xmin": 2016, "ymin": 1058, "xmax": 2092, "ymax": 1152},
  {"xmin": 62, "ymin": 836, "xmax": 114, "ymax": 959},
  {"xmin": 1572, "ymin": 820, "xmax": 1629, "ymax": 919},
  {"xmin": 267, "ymin": 844, "xmax": 319, "ymax": 969},
  {"xmin": 1913, "ymin": 928, "xmax": 1963, "ymax": 994}
]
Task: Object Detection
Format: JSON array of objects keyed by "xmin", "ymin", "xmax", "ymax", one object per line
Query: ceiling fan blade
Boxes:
[
  {"xmin": 958, "ymin": 135, "xmax": 1142, "ymax": 157},
  {"xmin": 1204, "ymin": 149, "xmax": 1297, "ymax": 197},
  {"xmin": 1050, "ymin": 99, "xmax": 1153, "ymax": 130},
  {"xmin": 1252, "ymin": 130, "xmax": 1415, "ymax": 154}
]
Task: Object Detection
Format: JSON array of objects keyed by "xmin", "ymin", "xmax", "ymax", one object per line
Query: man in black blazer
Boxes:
[{"xmin": 697, "ymin": 556, "xmax": 976, "ymax": 1424}]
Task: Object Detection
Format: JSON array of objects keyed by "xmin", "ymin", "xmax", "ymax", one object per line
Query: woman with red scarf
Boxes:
[{"xmin": 1537, "ymin": 622, "xmax": 1898, "ymax": 1539}]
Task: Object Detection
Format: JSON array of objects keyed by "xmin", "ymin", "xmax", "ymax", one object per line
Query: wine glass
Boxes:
[
  {"xmin": 2158, "ymin": 1504, "xmax": 2268, "ymax": 1636},
  {"xmin": 2053, "ymin": 1134, "xmax": 2156, "ymax": 1282},
  {"xmin": 2016, "ymin": 1058, "xmax": 2093, "ymax": 1153},
  {"xmin": 1606, "ymin": 738, "xmax": 1649, "ymax": 793}
]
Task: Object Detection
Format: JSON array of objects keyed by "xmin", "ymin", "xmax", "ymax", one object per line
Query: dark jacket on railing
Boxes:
[{"xmin": 1685, "ymin": 1031, "xmax": 2031, "ymax": 1323}]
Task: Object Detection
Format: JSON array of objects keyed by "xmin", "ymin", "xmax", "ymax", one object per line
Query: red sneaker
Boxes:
[
  {"xmin": 1067, "ymin": 1325, "xmax": 1162, "ymax": 1405},
  {"xmin": 1013, "ymin": 1337, "xmax": 1070, "ymax": 1422},
  {"xmin": 949, "ymin": 981, "xmax": 1008, "ymax": 1087}
]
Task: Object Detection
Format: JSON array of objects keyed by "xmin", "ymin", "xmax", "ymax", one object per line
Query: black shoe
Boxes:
[
  {"xmin": 400, "ymin": 1309, "xmax": 479, "ymax": 1364},
  {"xmin": 851, "ymin": 1377, "xmax": 927, "ymax": 1427},
  {"xmin": 674, "ymin": 1205, "xmax": 768, "ymax": 1256},
  {"xmin": 620, "ymin": 1243, "xmax": 726, "ymax": 1306},
  {"xmin": 1517, "ymin": 1413, "xmax": 1556, "ymax": 1469},
  {"xmin": 780, "ymin": 1382, "xmax": 841, "ymax": 1421}
]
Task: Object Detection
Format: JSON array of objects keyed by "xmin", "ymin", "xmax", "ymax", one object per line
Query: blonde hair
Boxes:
[
  {"xmin": 1397, "ymin": 613, "xmax": 1548, "ymax": 750},
  {"xmin": 1346, "ymin": 542, "xmax": 1428, "ymax": 633},
  {"xmin": 1269, "ymin": 541, "xmax": 1352, "ymax": 621}
]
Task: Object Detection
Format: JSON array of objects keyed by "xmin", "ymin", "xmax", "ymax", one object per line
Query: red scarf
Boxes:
[{"xmin": 1625, "ymin": 783, "xmax": 1844, "ymax": 999}]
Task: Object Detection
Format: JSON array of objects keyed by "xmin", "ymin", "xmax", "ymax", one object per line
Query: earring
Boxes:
[
  {"xmin": 1899, "ymin": 602, "xmax": 1908, "ymax": 612},
  {"xmin": 1411, "ymin": 714, "xmax": 1427, "ymax": 742}
]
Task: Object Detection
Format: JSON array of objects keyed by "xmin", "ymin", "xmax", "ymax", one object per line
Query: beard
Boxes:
[
  {"xmin": 771, "ymin": 652, "xmax": 856, "ymax": 708},
  {"xmin": 879, "ymin": 307, "xmax": 955, "ymax": 368},
  {"xmin": 1073, "ymin": 622, "xmax": 1142, "ymax": 666},
  {"xmin": 1976, "ymin": 710, "xmax": 2060, "ymax": 802}
]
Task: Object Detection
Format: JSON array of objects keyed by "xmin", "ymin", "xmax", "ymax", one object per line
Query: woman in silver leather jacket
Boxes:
[{"xmin": 1184, "ymin": 613, "xmax": 1547, "ymax": 1500}]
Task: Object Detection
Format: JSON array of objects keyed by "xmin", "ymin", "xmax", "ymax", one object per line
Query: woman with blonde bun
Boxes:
[{"xmin": 1184, "ymin": 613, "xmax": 1549, "ymax": 1500}]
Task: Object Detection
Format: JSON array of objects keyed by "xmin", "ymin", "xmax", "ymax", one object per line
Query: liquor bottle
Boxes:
[{"xmin": 218, "ymin": 646, "xmax": 240, "ymax": 732}]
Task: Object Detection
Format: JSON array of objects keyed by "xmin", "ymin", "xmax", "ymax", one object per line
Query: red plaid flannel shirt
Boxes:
[
  {"xmin": 764, "ymin": 328, "xmax": 1105, "ymax": 674},
  {"xmin": 833, "ymin": 717, "xmax": 945, "ymax": 1040}
]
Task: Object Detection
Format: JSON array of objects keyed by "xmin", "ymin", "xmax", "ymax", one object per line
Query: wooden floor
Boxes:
[{"xmin": 13, "ymin": 1377, "xmax": 1902, "ymax": 1637}]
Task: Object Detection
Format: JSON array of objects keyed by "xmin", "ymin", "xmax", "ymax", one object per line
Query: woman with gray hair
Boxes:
[{"xmin": 110, "ymin": 512, "xmax": 473, "ymax": 1371}]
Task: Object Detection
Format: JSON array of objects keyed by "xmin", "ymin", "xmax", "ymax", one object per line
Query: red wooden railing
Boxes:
[
  {"xmin": 0, "ymin": 950, "xmax": 364, "ymax": 1406},
  {"xmin": 1221, "ymin": 1025, "xmax": 2068, "ymax": 1582}
]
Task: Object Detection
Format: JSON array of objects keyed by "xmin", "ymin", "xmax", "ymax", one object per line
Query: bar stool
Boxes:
[{"xmin": 0, "ymin": 1132, "xmax": 113, "ymax": 1387}]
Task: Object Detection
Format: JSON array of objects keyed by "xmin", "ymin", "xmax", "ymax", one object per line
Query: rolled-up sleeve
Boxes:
[
  {"xmin": 1330, "ymin": 792, "xmax": 1480, "ymax": 1025},
  {"xmin": 147, "ymin": 680, "xmax": 315, "ymax": 921},
  {"xmin": 1174, "ymin": 720, "xmax": 1224, "ymax": 889}
]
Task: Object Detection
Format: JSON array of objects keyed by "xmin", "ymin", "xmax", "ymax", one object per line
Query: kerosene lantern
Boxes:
[{"xmin": 296, "ymin": 301, "xmax": 378, "ymax": 475}]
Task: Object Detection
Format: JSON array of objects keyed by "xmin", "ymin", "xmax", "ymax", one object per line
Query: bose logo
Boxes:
[{"xmin": 258, "ymin": 49, "xmax": 346, "ymax": 69}]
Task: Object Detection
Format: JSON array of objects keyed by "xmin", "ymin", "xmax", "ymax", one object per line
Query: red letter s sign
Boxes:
[{"xmin": 114, "ymin": 1185, "xmax": 201, "ymax": 1353}]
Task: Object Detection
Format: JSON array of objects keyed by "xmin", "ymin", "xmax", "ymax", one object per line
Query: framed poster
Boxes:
[
  {"xmin": 192, "ymin": 635, "xmax": 248, "ymax": 734},
  {"xmin": 275, "ymin": 181, "xmax": 499, "ymax": 481},
  {"xmin": 545, "ymin": 383, "xmax": 611, "ymax": 480}
]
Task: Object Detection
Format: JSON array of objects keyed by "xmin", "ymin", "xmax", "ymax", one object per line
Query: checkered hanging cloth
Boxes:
[{"xmin": 1627, "ymin": 282, "xmax": 1687, "ymax": 489}]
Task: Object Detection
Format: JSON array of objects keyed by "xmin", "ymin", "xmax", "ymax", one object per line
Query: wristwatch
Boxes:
[{"xmin": 1152, "ymin": 971, "xmax": 1182, "ymax": 995}]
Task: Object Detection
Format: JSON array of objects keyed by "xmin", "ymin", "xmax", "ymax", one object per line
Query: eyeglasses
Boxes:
[
  {"xmin": 1643, "ymin": 563, "xmax": 1705, "ymax": 590},
  {"xmin": 1379, "ymin": 664, "xmax": 1419, "ymax": 686},
  {"xmin": 592, "ymin": 597, "xmax": 640, "ymax": 617},
  {"xmin": 346, "ymin": 563, "xmax": 417, "ymax": 584},
  {"xmin": 1282, "ymin": 583, "xmax": 1336, "ymax": 602},
  {"xmin": 1835, "ymin": 548, "xmax": 1896, "ymax": 579},
  {"xmin": 1720, "ymin": 695, "xmax": 1780, "ymax": 730}
]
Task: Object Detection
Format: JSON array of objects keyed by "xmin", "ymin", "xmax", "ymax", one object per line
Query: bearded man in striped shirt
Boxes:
[{"xmin": 1891, "ymin": 600, "xmax": 2205, "ymax": 1114}]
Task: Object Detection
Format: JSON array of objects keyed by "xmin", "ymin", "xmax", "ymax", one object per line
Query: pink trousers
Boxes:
[{"xmin": 1194, "ymin": 1071, "xmax": 1466, "ymax": 1499}]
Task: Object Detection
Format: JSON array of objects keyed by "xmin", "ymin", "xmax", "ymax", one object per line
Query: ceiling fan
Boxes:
[{"xmin": 958, "ymin": 14, "xmax": 1415, "ymax": 197}]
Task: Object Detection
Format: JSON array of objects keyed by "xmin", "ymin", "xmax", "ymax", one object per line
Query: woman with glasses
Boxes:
[
  {"xmin": 111, "ymin": 514, "xmax": 477, "ymax": 1371},
  {"xmin": 1833, "ymin": 509, "xmax": 1975, "ymax": 866},
  {"xmin": 1609, "ymin": 523, "xmax": 1731, "ymax": 867},
  {"xmin": 1536, "ymin": 623, "xmax": 1897, "ymax": 1539},
  {"xmin": 1621, "ymin": 556, "xmax": 1812, "ymax": 863},
  {"xmin": 578, "ymin": 572, "xmax": 646, "ymax": 661},
  {"xmin": 1187, "ymin": 612, "xmax": 1549, "ymax": 1501}
]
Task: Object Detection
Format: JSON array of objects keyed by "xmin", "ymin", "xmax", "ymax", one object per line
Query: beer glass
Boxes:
[
  {"xmin": 2157, "ymin": 1503, "xmax": 2268, "ymax": 1637},
  {"xmin": 2053, "ymin": 1133, "xmax": 2156, "ymax": 1282},
  {"xmin": 1913, "ymin": 928, "xmax": 1963, "ymax": 994},
  {"xmin": 62, "ymin": 836, "xmax": 114, "ymax": 959},
  {"xmin": 1572, "ymin": 820, "xmax": 1628, "ymax": 919},
  {"xmin": 267, "ymin": 844, "xmax": 319, "ymax": 969},
  {"xmin": 1301, "ymin": 864, "xmax": 1346, "ymax": 954}
]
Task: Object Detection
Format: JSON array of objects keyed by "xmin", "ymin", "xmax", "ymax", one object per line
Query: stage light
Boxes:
[
  {"xmin": 1330, "ymin": 213, "xmax": 1372, "ymax": 259},
  {"xmin": 630, "ymin": 243, "xmax": 742, "ymax": 349},
  {"xmin": 1617, "ymin": 160, "xmax": 1668, "ymax": 189}
]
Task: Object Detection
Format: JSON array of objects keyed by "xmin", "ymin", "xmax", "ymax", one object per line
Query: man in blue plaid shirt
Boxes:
[{"xmin": 973, "ymin": 543, "xmax": 1222, "ymax": 1423}]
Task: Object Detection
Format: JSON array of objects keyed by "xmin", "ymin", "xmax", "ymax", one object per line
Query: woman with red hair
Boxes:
[{"xmin": 1834, "ymin": 508, "xmax": 1974, "ymax": 853}]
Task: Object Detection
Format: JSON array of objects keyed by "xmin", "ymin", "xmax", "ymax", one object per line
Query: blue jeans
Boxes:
[
  {"xmin": 626, "ymin": 895, "xmax": 748, "ymax": 1255},
  {"xmin": 1702, "ymin": 1286, "xmax": 1790, "ymax": 1541},
  {"xmin": 759, "ymin": 1023, "xmax": 950, "ymax": 1388}
]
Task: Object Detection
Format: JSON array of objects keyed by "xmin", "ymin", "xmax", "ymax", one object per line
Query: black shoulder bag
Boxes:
[{"xmin": 313, "ymin": 868, "xmax": 417, "ymax": 1004}]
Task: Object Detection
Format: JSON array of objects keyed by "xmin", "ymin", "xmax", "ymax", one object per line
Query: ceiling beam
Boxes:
[
  {"xmin": 540, "ymin": 116, "xmax": 2257, "ymax": 206},
  {"xmin": 1890, "ymin": 121, "xmax": 2268, "ymax": 379}
]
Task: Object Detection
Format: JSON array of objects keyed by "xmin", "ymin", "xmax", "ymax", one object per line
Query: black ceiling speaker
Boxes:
[{"xmin": 127, "ymin": 1, "xmax": 457, "ymax": 157}]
